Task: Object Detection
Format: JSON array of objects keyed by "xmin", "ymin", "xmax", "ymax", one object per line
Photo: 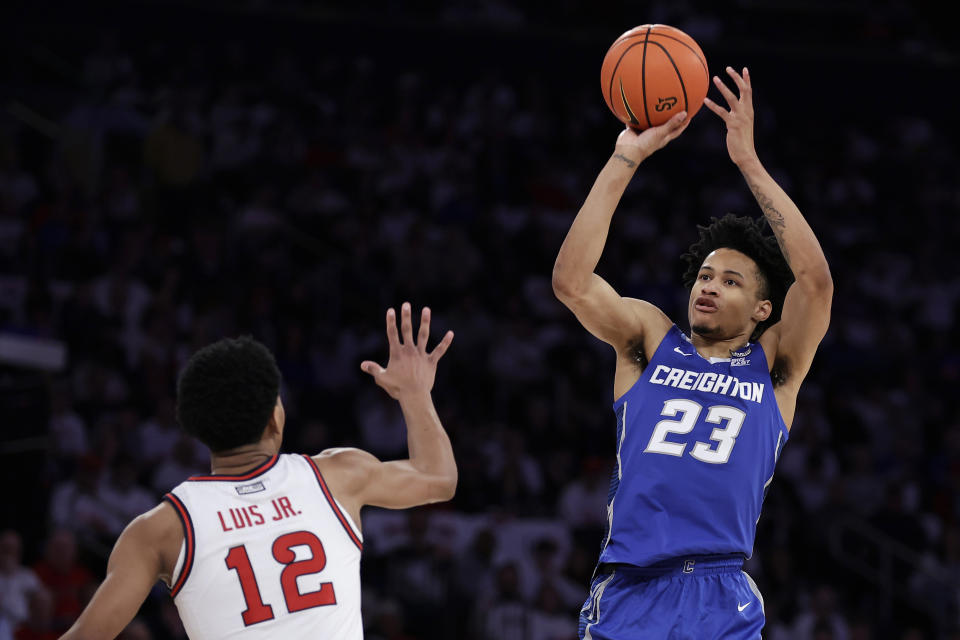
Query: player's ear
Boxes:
[
  {"xmin": 753, "ymin": 299, "xmax": 772, "ymax": 323},
  {"xmin": 266, "ymin": 396, "xmax": 285, "ymax": 437},
  {"xmin": 274, "ymin": 396, "xmax": 285, "ymax": 430}
]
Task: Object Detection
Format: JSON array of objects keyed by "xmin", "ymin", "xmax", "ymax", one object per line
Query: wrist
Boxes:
[
  {"xmin": 396, "ymin": 390, "xmax": 433, "ymax": 408},
  {"xmin": 735, "ymin": 155, "xmax": 763, "ymax": 175},
  {"xmin": 610, "ymin": 148, "xmax": 647, "ymax": 176},
  {"xmin": 612, "ymin": 145, "xmax": 648, "ymax": 166}
]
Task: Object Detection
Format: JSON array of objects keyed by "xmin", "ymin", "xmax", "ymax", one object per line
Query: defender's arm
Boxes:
[
  {"xmin": 60, "ymin": 504, "xmax": 179, "ymax": 640},
  {"xmin": 318, "ymin": 304, "xmax": 456, "ymax": 515}
]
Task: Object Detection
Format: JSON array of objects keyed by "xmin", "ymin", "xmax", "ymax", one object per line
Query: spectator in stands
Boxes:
[
  {"xmin": 0, "ymin": 531, "xmax": 43, "ymax": 631},
  {"xmin": 475, "ymin": 563, "xmax": 531, "ymax": 640},
  {"xmin": 48, "ymin": 457, "xmax": 123, "ymax": 541},
  {"xmin": 31, "ymin": 530, "xmax": 95, "ymax": 632},
  {"xmin": 12, "ymin": 589, "xmax": 57, "ymax": 640}
]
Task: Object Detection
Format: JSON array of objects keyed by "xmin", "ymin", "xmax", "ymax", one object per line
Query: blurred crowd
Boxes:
[{"xmin": 1, "ymin": 2, "xmax": 958, "ymax": 639}]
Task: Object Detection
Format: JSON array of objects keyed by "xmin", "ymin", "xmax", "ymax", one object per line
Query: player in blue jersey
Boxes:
[{"xmin": 552, "ymin": 67, "xmax": 833, "ymax": 638}]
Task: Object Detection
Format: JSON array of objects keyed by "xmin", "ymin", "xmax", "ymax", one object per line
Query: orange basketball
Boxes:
[{"xmin": 600, "ymin": 24, "xmax": 709, "ymax": 130}]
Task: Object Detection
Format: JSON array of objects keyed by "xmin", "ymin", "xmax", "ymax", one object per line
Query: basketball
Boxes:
[{"xmin": 600, "ymin": 24, "xmax": 709, "ymax": 130}]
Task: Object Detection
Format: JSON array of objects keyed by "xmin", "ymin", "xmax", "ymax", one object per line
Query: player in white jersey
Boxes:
[{"xmin": 60, "ymin": 302, "xmax": 456, "ymax": 640}]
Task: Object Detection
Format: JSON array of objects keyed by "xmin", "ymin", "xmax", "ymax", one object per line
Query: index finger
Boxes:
[
  {"xmin": 429, "ymin": 330, "xmax": 454, "ymax": 362},
  {"xmin": 725, "ymin": 66, "xmax": 748, "ymax": 94},
  {"xmin": 386, "ymin": 307, "xmax": 400, "ymax": 350}
]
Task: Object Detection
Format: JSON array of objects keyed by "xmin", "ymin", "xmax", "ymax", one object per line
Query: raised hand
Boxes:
[
  {"xmin": 614, "ymin": 110, "xmax": 690, "ymax": 163},
  {"xmin": 361, "ymin": 302, "xmax": 454, "ymax": 400},
  {"xmin": 703, "ymin": 66, "xmax": 759, "ymax": 168}
]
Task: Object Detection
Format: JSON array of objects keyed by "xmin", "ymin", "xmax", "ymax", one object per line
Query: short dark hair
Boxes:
[
  {"xmin": 176, "ymin": 336, "xmax": 281, "ymax": 453},
  {"xmin": 680, "ymin": 213, "xmax": 794, "ymax": 340}
]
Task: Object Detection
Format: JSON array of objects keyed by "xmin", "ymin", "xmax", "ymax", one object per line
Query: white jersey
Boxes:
[{"xmin": 165, "ymin": 453, "xmax": 363, "ymax": 639}]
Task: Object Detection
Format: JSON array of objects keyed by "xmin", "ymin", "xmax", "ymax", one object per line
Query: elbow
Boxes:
[
  {"xmin": 551, "ymin": 266, "xmax": 569, "ymax": 299},
  {"xmin": 551, "ymin": 266, "xmax": 581, "ymax": 302},
  {"xmin": 796, "ymin": 265, "xmax": 833, "ymax": 299},
  {"xmin": 439, "ymin": 472, "xmax": 458, "ymax": 502},
  {"xmin": 431, "ymin": 471, "xmax": 457, "ymax": 503},
  {"xmin": 813, "ymin": 270, "xmax": 834, "ymax": 299}
]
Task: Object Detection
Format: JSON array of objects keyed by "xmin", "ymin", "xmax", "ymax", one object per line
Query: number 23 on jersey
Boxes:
[{"xmin": 644, "ymin": 399, "xmax": 746, "ymax": 464}]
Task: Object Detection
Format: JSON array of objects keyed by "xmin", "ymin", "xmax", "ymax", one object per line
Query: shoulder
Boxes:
[
  {"xmin": 758, "ymin": 327, "xmax": 779, "ymax": 366},
  {"xmin": 312, "ymin": 447, "xmax": 379, "ymax": 469},
  {"xmin": 311, "ymin": 448, "xmax": 380, "ymax": 493},
  {"xmin": 111, "ymin": 502, "xmax": 183, "ymax": 581},
  {"xmin": 131, "ymin": 501, "xmax": 182, "ymax": 541}
]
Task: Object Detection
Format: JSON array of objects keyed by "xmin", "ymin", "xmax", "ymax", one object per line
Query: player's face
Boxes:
[{"xmin": 688, "ymin": 248, "xmax": 770, "ymax": 340}]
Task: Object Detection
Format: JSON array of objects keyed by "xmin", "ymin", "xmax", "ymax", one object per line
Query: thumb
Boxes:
[{"xmin": 360, "ymin": 360, "xmax": 384, "ymax": 377}]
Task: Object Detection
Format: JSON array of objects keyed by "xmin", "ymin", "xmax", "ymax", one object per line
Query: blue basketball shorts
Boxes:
[{"xmin": 578, "ymin": 555, "xmax": 765, "ymax": 639}]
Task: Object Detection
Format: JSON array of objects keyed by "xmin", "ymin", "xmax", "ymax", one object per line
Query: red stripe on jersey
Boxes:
[
  {"xmin": 302, "ymin": 455, "xmax": 363, "ymax": 551},
  {"xmin": 188, "ymin": 455, "xmax": 279, "ymax": 482},
  {"xmin": 164, "ymin": 493, "xmax": 196, "ymax": 597}
]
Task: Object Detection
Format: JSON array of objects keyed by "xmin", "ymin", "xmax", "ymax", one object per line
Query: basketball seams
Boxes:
[
  {"xmin": 647, "ymin": 32, "xmax": 708, "ymax": 79},
  {"xmin": 602, "ymin": 25, "xmax": 708, "ymax": 130},
  {"xmin": 606, "ymin": 40, "xmax": 646, "ymax": 125},
  {"xmin": 610, "ymin": 25, "xmax": 708, "ymax": 75},
  {"xmin": 646, "ymin": 41, "xmax": 689, "ymax": 115},
  {"xmin": 608, "ymin": 27, "xmax": 647, "ymax": 49},
  {"xmin": 640, "ymin": 26, "xmax": 653, "ymax": 130}
]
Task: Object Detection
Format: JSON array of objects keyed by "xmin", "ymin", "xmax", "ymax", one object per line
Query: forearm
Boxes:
[
  {"xmin": 738, "ymin": 159, "xmax": 832, "ymax": 288},
  {"xmin": 552, "ymin": 151, "xmax": 642, "ymax": 295},
  {"xmin": 398, "ymin": 392, "xmax": 456, "ymax": 483}
]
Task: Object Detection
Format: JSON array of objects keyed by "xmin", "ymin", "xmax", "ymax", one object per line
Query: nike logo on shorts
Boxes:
[{"xmin": 738, "ymin": 601, "xmax": 751, "ymax": 612}]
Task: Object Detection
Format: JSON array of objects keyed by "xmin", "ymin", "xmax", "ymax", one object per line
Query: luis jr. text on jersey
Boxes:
[{"xmin": 217, "ymin": 496, "xmax": 301, "ymax": 532}]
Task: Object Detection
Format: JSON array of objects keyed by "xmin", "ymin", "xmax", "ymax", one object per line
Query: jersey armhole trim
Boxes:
[
  {"xmin": 302, "ymin": 455, "xmax": 363, "ymax": 551},
  {"xmin": 163, "ymin": 493, "xmax": 195, "ymax": 597}
]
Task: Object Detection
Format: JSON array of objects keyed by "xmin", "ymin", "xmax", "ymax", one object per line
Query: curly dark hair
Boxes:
[
  {"xmin": 680, "ymin": 213, "xmax": 794, "ymax": 340},
  {"xmin": 176, "ymin": 336, "xmax": 282, "ymax": 453}
]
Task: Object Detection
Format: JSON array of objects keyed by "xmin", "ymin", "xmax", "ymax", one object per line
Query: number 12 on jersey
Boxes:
[
  {"xmin": 225, "ymin": 530, "xmax": 337, "ymax": 627},
  {"xmin": 644, "ymin": 399, "xmax": 746, "ymax": 464}
]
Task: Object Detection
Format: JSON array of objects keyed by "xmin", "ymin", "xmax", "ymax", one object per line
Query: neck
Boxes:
[
  {"xmin": 689, "ymin": 329, "xmax": 751, "ymax": 359},
  {"xmin": 209, "ymin": 444, "xmax": 276, "ymax": 475}
]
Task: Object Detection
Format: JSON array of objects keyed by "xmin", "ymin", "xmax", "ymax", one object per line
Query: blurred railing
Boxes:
[{"xmin": 829, "ymin": 515, "xmax": 956, "ymax": 632}]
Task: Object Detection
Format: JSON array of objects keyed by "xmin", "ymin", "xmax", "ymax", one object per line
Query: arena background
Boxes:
[{"xmin": 1, "ymin": 1, "xmax": 958, "ymax": 638}]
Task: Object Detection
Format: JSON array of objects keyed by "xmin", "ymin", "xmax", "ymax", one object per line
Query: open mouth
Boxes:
[{"xmin": 694, "ymin": 296, "xmax": 718, "ymax": 313}]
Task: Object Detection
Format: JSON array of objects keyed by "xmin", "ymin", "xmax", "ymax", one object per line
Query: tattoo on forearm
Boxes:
[
  {"xmin": 747, "ymin": 180, "xmax": 791, "ymax": 264},
  {"xmin": 613, "ymin": 153, "xmax": 637, "ymax": 168}
]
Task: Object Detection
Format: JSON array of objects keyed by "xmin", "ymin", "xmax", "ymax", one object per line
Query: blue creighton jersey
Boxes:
[{"xmin": 599, "ymin": 325, "xmax": 788, "ymax": 568}]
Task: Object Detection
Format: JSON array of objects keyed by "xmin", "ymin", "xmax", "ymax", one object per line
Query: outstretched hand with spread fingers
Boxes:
[
  {"xmin": 703, "ymin": 66, "xmax": 759, "ymax": 168},
  {"xmin": 361, "ymin": 302, "xmax": 454, "ymax": 400}
]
